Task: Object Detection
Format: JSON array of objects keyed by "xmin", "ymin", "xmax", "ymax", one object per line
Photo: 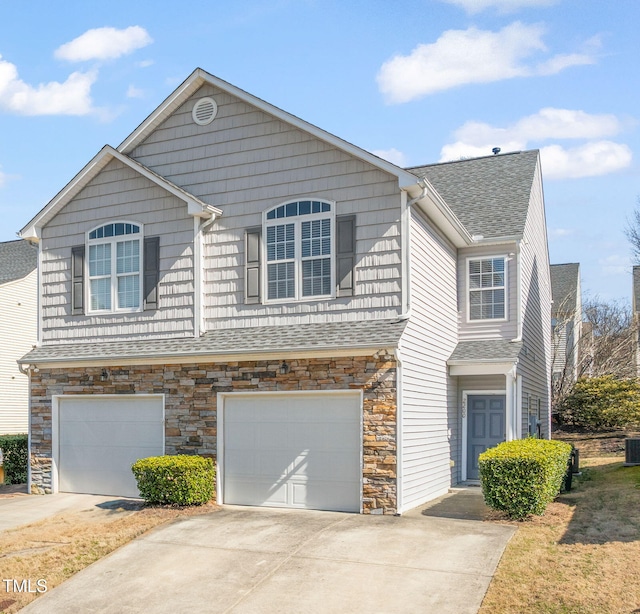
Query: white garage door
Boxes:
[
  {"xmin": 58, "ymin": 396, "xmax": 164, "ymax": 498},
  {"xmin": 222, "ymin": 392, "xmax": 361, "ymax": 512}
]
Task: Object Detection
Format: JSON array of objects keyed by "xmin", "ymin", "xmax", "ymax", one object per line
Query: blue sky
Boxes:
[{"xmin": 0, "ymin": 0, "xmax": 637, "ymax": 302}]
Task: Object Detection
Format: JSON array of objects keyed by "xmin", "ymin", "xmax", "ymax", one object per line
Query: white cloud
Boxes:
[
  {"xmin": 549, "ymin": 228, "xmax": 575, "ymax": 239},
  {"xmin": 447, "ymin": 108, "xmax": 623, "ymax": 150},
  {"xmin": 440, "ymin": 0, "xmax": 557, "ymax": 14},
  {"xmin": 371, "ymin": 148, "xmax": 408, "ymax": 167},
  {"xmin": 0, "ymin": 167, "xmax": 6, "ymax": 187},
  {"xmin": 376, "ymin": 22, "xmax": 596, "ymax": 103},
  {"xmin": 126, "ymin": 84, "xmax": 145, "ymax": 99},
  {"xmin": 439, "ymin": 108, "xmax": 633, "ymax": 179},
  {"xmin": 0, "ymin": 56, "xmax": 96, "ymax": 115},
  {"xmin": 55, "ymin": 26, "xmax": 152, "ymax": 62},
  {"xmin": 136, "ymin": 59, "xmax": 154, "ymax": 68},
  {"xmin": 598, "ymin": 254, "xmax": 630, "ymax": 276},
  {"xmin": 540, "ymin": 142, "xmax": 633, "ymax": 179}
]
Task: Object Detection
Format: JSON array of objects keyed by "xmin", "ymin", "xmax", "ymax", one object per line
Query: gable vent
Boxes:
[{"xmin": 192, "ymin": 97, "xmax": 217, "ymax": 126}]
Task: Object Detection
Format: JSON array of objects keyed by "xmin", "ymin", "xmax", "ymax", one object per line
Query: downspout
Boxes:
[
  {"xmin": 512, "ymin": 240, "xmax": 523, "ymax": 342},
  {"xmin": 505, "ymin": 364, "xmax": 519, "ymax": 441},
  {"xmin": 193, "ymin": 218, "xmax": 202, "ymax": 338},
  {"xmin": 516, "ymin": 368, "xmax": 523, "ymax": 439},
  {"xmin": 399, "ymin": 179, "xmax": 428, "ymax": 321}
]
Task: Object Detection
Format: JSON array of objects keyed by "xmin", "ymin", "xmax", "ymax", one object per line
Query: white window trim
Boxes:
[
  {"xmin": 262, "ymin": 199, "xmax": 336, "ymax": 304},
  {"xmin": 465, "ymin": 254, "xmax": 508, "ymax": 323},
  {"xmin": 86, "ymin": 221, "xmax": 144, "ymax": 314}
]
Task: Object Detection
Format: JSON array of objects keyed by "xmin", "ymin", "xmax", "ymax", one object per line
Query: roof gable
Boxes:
[
  {"xmin": 0, "ymin": 240, "xmax": 37, "ymax": 284},
  {"xmin": 117, "ymin": 68, "xmax": 419, "ymax": 189},
  {"xmin": 408, "ymin": 150, "xmax": 539, "ymax": 240},
  {"xmin": 19, "ymin": 146, "xmax": 222, "ymax": 241}
]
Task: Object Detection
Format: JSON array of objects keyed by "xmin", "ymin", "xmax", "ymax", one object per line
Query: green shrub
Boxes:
[
  {"xmin": 0, "ymin": 434, "xmax": 28, "ymax": 484},
  {"xmin": 131, "ymin": 455, "xmax": 215, "ymax": 505},
  {"xmin": 479, "ymin": 438, "xmax": 572, "ymax": 519},
  {"xmin": 557, "ymin": 375, "xmax": 640, "ymax": 429}
]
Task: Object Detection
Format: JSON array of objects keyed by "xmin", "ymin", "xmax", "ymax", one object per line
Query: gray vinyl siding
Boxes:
[
  {"xmin": 399, "ymin": 208, "xmax": 458, "ymax": 510},
  {"xmin": 457, "ymin": 243, "xmax": 518, "ymax": 341},
  {"xmin": 0, "ymin": 271, "xmax": 36, "ymax": 434},
  {"xmin": 516, "ymin": 161, "xmax": 552, "ymax": 439},
  {"xmin": 129, "ymin": 84, "xmax": 403, "ymax": 328},
  {"xmin": 40, "ymin": 158, "xmax": 195, "ymax": 343}
]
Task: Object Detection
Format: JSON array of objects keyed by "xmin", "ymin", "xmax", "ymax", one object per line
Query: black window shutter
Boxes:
[
  {"xmin": 336, "ymin": 215, "xmax": 356, "ymax": 297},
  {"xmin": 71, "ymin": 245, "xmax": 85, "ymax": 315},
  {"xmin": 143, "ymin": 236, "xmax": 160, "ymax": 311},
  {"xmin": 245, "ymin": 227, "xmax": 261, "ymax": 304}
]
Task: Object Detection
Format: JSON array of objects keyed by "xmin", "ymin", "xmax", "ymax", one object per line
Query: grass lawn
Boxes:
[
  {"xmin": 0, "ymin": 499, "xmax": 218, "ymax": 613},
  {"xmin": 480, "ymin": 456, "xmax": 640, "ymax": 614}
]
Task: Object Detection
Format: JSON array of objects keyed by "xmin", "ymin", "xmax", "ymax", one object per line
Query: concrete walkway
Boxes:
[{"xmin": 21, "ymin": 491, "xmax": 515, "ymax": 614}]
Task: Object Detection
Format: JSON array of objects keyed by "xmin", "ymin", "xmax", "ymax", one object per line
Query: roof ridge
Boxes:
[{"xmin": 405, "ymin": 149, "xmax": 538, "ymax": 171}]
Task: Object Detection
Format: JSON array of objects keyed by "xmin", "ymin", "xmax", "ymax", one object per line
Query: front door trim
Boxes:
[{"xmin": 461, "ymin": 389, "xmax": 505, "ymax": 482}]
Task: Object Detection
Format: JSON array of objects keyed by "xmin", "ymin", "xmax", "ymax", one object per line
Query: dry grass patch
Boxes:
[
  {"xmin": 0, "ymin": 500, "xmax": 218, "ymax": 613},
  {"xmin": 480, "ymin": 457, "xmax": 640, "ymax": 614}
]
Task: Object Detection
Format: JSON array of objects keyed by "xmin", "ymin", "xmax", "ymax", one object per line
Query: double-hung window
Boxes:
[
  {"xmin": 264, "ymin": 200, "xmax": 334, "ymax": 301},
  {"xmin": 468, "ymin": 256, "xmax": 506, "ymax": 320},
  {"xmin": 88, "ymin": 222, "xmax": 142, "ymax": 312}
]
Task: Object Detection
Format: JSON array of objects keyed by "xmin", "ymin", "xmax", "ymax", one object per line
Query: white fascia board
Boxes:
[
  {"xmin": 19, "ymin": 145, "xmax": 222, "ymax": 242},
  {"xmin": 118, "ymin": 68, "xmax": 419, "ymax": 189},
  {"xmin": 449, "ymin": 361, "xmax": 516, "ymax": 376},
  {"xmin": 23, "ymin": 346, "xmax": 386, "ymax": 369}
]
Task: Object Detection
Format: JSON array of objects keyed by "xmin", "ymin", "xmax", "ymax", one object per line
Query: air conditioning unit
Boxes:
[{"xmin": 624, "ymin": 438, "xmax": 640, "ymax": 466}]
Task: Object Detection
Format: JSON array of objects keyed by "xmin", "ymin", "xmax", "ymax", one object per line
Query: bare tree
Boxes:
[
  {"xmin": 579, "ymin": 299, "xmax": 636, "ymax": 379},
  {"xmin": 625, "ymin": 198, "xmax": 640, "ymax": 264},
  {"xmin": 551, "ymin": 298, "xmax": 637, "ymax": 413}
]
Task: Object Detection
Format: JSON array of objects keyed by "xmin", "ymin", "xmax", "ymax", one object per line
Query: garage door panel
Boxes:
[
  {"xmin": 223, "ymin": 393, "xmax": 361, "ymax": 512},
  {"xmin": 58, "ymin": 396, "xmax": 164, "ymax": 498}
]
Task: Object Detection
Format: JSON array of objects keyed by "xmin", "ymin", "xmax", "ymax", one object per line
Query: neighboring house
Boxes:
[
  {"xmin": 633, "ymin": 266, "xmax": 640, "ymax": 376},
  {"xmin": 550, "ymin": 263, "xmax": 582, "ymax": 411},
  {"xmin": 0, "ymin": 240, "xmax": 37, "ymax": 434},
  {"xmin": 18, "ymin": 68, "xmax": 552, "ymax": 513}
]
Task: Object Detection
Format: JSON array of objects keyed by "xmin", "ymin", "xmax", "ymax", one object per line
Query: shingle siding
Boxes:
[
  {"xmin": 129, "ymin": 84, "xmax": 404, "ymax": 329},
  {"xmin": 40, "ymin": 158, "xmax": 196, "ymax": 343}
]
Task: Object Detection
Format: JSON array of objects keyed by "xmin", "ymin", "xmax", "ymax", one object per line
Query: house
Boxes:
[
  {"xmin": 18, "ymin": 68, "xmax": 552, "ymax": 513},
  {"xmin": 550, "ymin": 263, "xmax": 582, "ymax": 411},
  {"xmin": 632, "ymin": 266, "xmax": 640, "ymax": 376},
  {"xmin": 0, "ymin": 240, "xmax": 37, "ymax": 435}
]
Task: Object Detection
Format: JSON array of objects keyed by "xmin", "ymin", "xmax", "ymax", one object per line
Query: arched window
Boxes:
[
  {"xmin": 87, "ymin": 222, "xmax": 142, "ymax": 312},
  {"xmin": 264, "ymin": 200, "xmax": 334, "ymax": 301}
]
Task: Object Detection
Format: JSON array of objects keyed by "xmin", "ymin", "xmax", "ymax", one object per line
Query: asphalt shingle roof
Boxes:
[
  {"xmin": 20, "ymin": 318, "xmax": 408, "ymax": 364},
  {"xmin": 407, "ymin": 150, "xmax": 539, "ymax": 239},
  {"xmin": 550, "ymin": 263, "xmax": 580, "ymax": 317},
  {"xmin": 448, "ymin": 339, "xmax": 523, "ymax": 363},
  {"xmin": 0, "ymin": 240, "xmax": 37, "ymax": 285}
]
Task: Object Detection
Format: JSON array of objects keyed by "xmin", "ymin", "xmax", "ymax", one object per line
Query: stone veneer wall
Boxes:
[{"xmin": 29, "ymin": 353, "xmax": 398, "ymax": 513}]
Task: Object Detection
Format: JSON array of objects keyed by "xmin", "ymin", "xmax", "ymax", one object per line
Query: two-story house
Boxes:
[
  {"xmin": 18, "ymin": 68, "xmax": 551, "ymax": 513},
  {"xmin": 0, "ymin": 239, "xmax": 37, "ymax": 435}
]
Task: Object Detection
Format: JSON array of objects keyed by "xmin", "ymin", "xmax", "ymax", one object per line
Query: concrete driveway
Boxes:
[{"xmin": 21, "ymin": 493, "xmax": 515, "ymax": 614}]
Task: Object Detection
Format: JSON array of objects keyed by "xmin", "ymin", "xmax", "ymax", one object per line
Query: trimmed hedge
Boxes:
[
  {"xmin": 479, "ymin": 438, "xmax": 573, "ymax": 519},
  {"xmin": 131, "ymin": 455, "xmax": 215, "ymax": 505},
  {"xmin": 0, "ymin": 434, "xmax": 28, "ymax": 484}
]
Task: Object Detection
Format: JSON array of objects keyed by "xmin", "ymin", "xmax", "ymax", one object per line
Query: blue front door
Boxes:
[{"xmin": 467, "ymin": 395, "xmax": 506, "ymax": 480}]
